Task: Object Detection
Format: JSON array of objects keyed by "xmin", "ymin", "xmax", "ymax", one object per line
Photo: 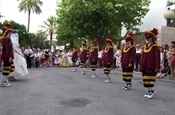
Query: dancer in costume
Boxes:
[
  {"xmin": 0, "ymin": 23, "xmax": 15, "ymax": 87},
  {"xmin": 89, "ymin": 39, "xmax": 98, "ymax": 78},
  {"xmin": 140, "ymin": 28, "xmax": 160, "ymax": 99},
  {"xmin": 103, "ymin": 37, "xmax": 114, "ymax": 83},
  {"xmin": 9, "ymin": 30, "xmax": 29, "ymax": 80},
  {"xmin": 121, "ymin": 32, "xmax": 136, "ymax": 90},
  {"xmin": 80, "ymin": 41, "xmax": 88, "ymax": 75},
  {"xmin": 72, "ymin": 45, "xmax": 79, "ymax": 72}
]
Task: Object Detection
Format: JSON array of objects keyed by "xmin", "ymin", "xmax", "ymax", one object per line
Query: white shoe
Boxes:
[
  {"xmin": 147, "ymin": 91, "xmax": 155, "ymax": 99},
  {"xmin": 144, "ymin": 93, "xmax": 149, "ymax": 98},
  {"xmin": 81, "ymin": 72, "xmax": 86, "ymax": 75},
  {"xmin": 91, "ymin": 74, "xmax": 97, "ymax": 78},
  {"xmin": 156, "ymin": 73, "xmax": 161, "ymax": 77},
  {"xmin": 0, "ymin": 82, "xmax": 11, "ymax": 87},
  {"xmin": 73, "ymin": 69, "xmax": 76, "ymax": 72},
  {"xmin": 105, "ymin": 80, "xmax": 111, "ymax": 83},
  {"xmin": 124, "ymin": 84, "xmax": 132, "ymax": 90},
  {"xmin": 122, "ymin": 85, "xmax": 127, "ymax": 89}
]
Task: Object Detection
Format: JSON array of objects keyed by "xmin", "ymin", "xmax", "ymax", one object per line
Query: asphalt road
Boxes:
[{"xmin": 0, "ymin": 67, "xmax": 175, "ymax": 115}]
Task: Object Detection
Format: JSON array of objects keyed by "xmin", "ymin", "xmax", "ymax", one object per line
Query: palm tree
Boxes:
[
  {"xmin": 17, "ymin": 0, "xmax": 43, "ymax": 33},
  {"xmin": 39, "ymin": 16, "xmax": 55, "ymax": 42}
]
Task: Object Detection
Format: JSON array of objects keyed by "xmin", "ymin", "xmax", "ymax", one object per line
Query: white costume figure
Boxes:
[{"xmin": 9, "ymin": 31, "xmax": 29, "ymax": 76}]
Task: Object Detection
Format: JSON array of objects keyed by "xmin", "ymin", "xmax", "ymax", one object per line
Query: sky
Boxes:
[
  {"xmin": 0, "ymin": 0, "xmax": 169, "ymax": 33},
  {"xmin": 139, "ymin": 0, "xmax": 167, "ymax": 31},
  {"xmin": 0, "ymin": 0, "xmax": 58, "ymax": 33}
]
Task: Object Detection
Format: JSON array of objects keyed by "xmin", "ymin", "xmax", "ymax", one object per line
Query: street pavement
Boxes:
[{"xmin": 0, "ymin": 67, "xmax": 175, "ymax": 115}]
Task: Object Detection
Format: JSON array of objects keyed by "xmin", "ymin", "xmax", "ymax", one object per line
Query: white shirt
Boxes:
[
  {"xmin": 98, "ymin": 51, "xmax": 103, "ymax": 58},
  {"xmin": 136, "ymin": 48, "xmax": 142, "ymax": 54},
  {"xmin": 10, "ymin": 33, "xmax": 19, "ymax": 47},
  {"xmin": 24, "ymin": 48, "xmax": 33, "ymax": 55}
]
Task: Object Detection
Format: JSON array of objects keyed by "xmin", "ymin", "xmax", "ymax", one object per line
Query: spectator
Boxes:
[
  {"xmin": 135, "ymin": 44, "xmax": 142, "ymax": 72},
  {"xmin": 168, "ymin": 41, "xmax": 175, "ymax": 79},
  {"xmin": 98, "ymin": 49, "xmax": 103, "ymax": 68},
  {"xmin": 157, "ymin": 47, "xmax": 165, "ymax": 78},
  {"xmin": 115, "ymin": 46, "xmax": 121, "ymax": 70}
]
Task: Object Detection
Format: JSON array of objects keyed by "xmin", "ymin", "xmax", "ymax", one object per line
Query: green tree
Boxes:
[
  {"xmin": 39, "ymin": 16, "xmax": 55, "ymax": 42},
  {"xmin": 1, "ymin": 20, "xmax": 28, "ymax": 46},
  {"xmin": 0, "ymin": 20, "xmax": 50, "ymax": 48},
  {"xmin": 32, "ymin": 31, "xmax": 48, "ymax": 49},
  {"xmin": 17, "ymin": 0, "xmax": 43, "ymax": 32},
  {"xmin": 55, "ymin": 0, "xmax": 150, "ymax": 47},
  {"xmin": 26, "ymin": 31, "xmax": 49, "ymax": 49}
]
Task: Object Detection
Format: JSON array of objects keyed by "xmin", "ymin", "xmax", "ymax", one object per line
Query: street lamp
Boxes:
[{"xmin": 164, "ymin": 8, "xmax": 175, "ymax": 27}]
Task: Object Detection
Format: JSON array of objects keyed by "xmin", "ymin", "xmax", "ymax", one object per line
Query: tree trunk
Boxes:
[
  {"xmin": 27, "ymin": 9, "xmax": 31, "ymax": 33},
  {"xmin": 97, "ymin": 36, "xmax": 106, "ymax": 49},
  {"xmin": 50, "ymin": 32, "xmax": 53, "ymax": 49},
  {"xmin": 50, "ymin": 32, "xmax": 53, "ymax": 41}
]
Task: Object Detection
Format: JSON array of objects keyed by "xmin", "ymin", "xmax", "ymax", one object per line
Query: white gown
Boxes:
[
  {"xmin": 67, "ymin": 52, "xmax": 72, "ymax": 66},
  {"xmin": 9, "ymin": 33, "xmax": 29, "ymax": 76}
]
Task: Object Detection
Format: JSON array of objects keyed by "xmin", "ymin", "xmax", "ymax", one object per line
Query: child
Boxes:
[
  {"xmin": 89, "ymin": 39, "xmax": 98, "ymax": 78},
  {"xmin": 62, "ymin": 51, "xmax": 69, "ymax": 67},
  {"xmin": 121, "ymin": 32, "xmax": 136, "ymax": 89},
  {"xmin": 103, "ymin": 37, "xmax": 114, "ymax": 83},
  {"xmin": 80, "ymin": 41, "xmax": 88, "ymax": 75},
  {"xmin": 140, "ymin": 28, "xmax": 160, "ymax": 99},
  {"xmin": 0, "ymin": 23, "xmax": 14, "ymax": 87}
]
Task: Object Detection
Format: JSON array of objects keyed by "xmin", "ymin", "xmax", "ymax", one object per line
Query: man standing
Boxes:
[
  {"xmin": 140, "ymin": 28, "xmax": 160, "ymax": 99},
  {"xmin": 0, "ymin": 23, "xmax": 14, "ymax": 87}
]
